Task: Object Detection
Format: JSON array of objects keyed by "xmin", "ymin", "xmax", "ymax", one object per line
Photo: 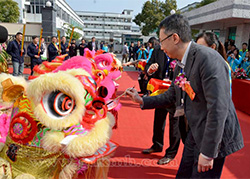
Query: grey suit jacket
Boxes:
[{"xmin": 142, "ymin": 42, "xmax": 244, "ymax": 158}]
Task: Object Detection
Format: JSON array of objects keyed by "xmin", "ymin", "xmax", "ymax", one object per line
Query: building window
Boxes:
[
  {"xmin": 36, "ymin": 5, "xmax": 42, "ymax": 13},
  {"xmin": 25, "ymin": 5, "xmax": 31, "ymax": 13},
  {"xmin": 62, "ymin": 10, "xmax": 66, "ymax": 21},
  {"xmin": 228, "ymin": 27, "xmax": 237, "ymax": 40},
  {"xmin": 56, "ymin": 6, "xmax": 61, "ymax": 18},
  {"xmin": 66, "ymin": 13, "xmax": 69, "ymax": 22},
  {"xmin": 124, "ymin": 26, "xmax": 130, "ymax": 30}
]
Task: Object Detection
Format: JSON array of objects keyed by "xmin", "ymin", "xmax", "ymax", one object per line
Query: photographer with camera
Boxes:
[{"xmin": 227, "ymin": 48, "xmax": 243, "ymax": 72}]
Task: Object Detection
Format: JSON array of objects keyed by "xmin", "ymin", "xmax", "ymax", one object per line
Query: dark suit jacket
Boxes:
[
  {"xmin": 69, "ymin": 43, "xmax": 77, "ymax": 57},
  {"xmin": 87, "ymin": 41, "xmax": 98, "ymax": 51},
  {"xmin": 134, "ymin": 45, "xmax": 141, "ymax": 59},
  {"xmin": 79, "ymin": 43, "xmax": 87, "ymax": 56},
  {"xmin": 6, "ymin": 40, "xmax": 26, "ymax": 63},
  {"xmin": 48, "ymin": 43, "xmax": 58, "ymax": 62},
  {"xmin": 145, "ymin": 45, "xmax": 168, "ymax": 80},
  {"xmin": 142, "ymin": 42, "xmax": 244, "ymax": 158},
  {"xmin": 61, "ymin": 42, "xmax": 69, "ymax": 60},
  {"xmin": 27, "ymin": 43, "xmax": 43, "ymax": 64}
]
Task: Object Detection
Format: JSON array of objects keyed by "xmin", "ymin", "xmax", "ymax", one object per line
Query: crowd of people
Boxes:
[
  {"xmin": 225, "ymin": 41, "xmax": 250, "ymax": 75},
  {"xmin": 121, "ymin": 40, "xmax": 153, "ymax": 64},
  {"xmin": 124, "ymin": 38, "xmax": 250, "ymax": 79},
  {"xmin": 6, "ymin": 29, "xmax": 250, "ymax": 79},
  {"xmin": 6, "ymin": 35, "xmax": 113, "ymax": 76}
]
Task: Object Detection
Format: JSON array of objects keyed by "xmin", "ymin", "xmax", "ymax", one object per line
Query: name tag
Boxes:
[{"xmin": 174, "ymin": 105, "xmax": 185, "ymax": 117}]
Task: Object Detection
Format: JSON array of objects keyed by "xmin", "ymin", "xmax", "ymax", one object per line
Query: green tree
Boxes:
[
  {"xmin": 195, "ymin": 0, "xmax": 217, "ymax": 8},
  {"xmin": 191, "ymin": 29, "xmax": 200, "ymax": 40},
  {"xmin": 133, "ymin": 0, "xmax": 177, "ymax": 36},
  {"xmin": 0, "ymin": 0, "xmax": 20, "ymax": 23},
  {"xmin": 161, "ymin": 0, "xmax": 178, "ymax": 16},
  {"xmin": 63, "ymin": 23, "xmax": 82, "ymax": 40}
]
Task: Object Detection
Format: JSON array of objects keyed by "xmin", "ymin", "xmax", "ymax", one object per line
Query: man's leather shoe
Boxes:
[
  {"xmin": 157, "ymin": 157, "xmax": 173, "ymax": 165},
  {"xmin": 142, "ymin": 148, "xmax": 162, "ymax": 154}
]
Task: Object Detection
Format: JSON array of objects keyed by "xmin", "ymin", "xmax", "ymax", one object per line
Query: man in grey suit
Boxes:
[{"xmin": 126, "ymin": 14, "xmax": 244, "ymax": 178}]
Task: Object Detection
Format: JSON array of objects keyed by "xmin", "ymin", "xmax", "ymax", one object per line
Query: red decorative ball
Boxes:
[{"xmin": 9, "ymin": 112, "xmax": 37, "ymax": 144}]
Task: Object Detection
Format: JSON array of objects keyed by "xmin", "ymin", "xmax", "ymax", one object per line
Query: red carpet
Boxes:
[
  {"xmin": 108, "ymin": 71, "xmax": 250, "ymax": 179},
  {"xmin": 232, "ymin": 79, "xmax": 250, "ymax": 115},
  {"xmin": 8, "ymin": 67, "xmax": 31, "ymax": 75}
]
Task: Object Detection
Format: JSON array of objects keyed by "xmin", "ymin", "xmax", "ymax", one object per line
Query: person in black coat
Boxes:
[
  {"xmin": 69, "ymin": 39, "xmax": 77, "ymax": 58},
  {"xmin": 87, "ymin": 37, "xmax": 98, "ymax": 51},
  {"xmin": 48, "ymin": 36, "xmax": 60, "ymax": 62},
  {"xmin": 134, "ymin": 41, "xmax": 141, "ymax": 60},
  {"xmin": 61, "ymin": 36, "xmax": 69, "ymax": 60},
  {"xmin": 127, "ymin": 14, "xmax": 244, "ymax": 178},
  {"xmin": 128, "ymin": 42, "xmax": 135, "ymax": 62},
  {"xmin": 6, "ymin": 32, "xmax": 26, "ymax": 76},
  {"xmin": 79, "ymin": 38, "xmax": 87, "ymax": 56},
  {"xmin": 142, "ymin": 44, "xmax": 186, "ymax": 165},
  {"xmin": 27, "ymin": 36, "xmax": 44, "ymax": 75}
]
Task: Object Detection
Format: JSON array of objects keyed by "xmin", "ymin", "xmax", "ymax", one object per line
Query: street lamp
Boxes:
[
  {"xmin": 46, "ymin": 1, "xmax": 52, "ymax": 7},
  {"xmin": 170, "ymin": 9, "xmax": 176, "ymax": 15}
]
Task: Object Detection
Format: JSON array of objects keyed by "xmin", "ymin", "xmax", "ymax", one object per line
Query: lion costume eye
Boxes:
[
  {"xmin": 42, "ymin": 91, "xmax": 75, "ymax": 118},
  {"xmin": 27, "ymin": 69, "xmax": 88, "ymax": 130},
  {"xmin": 98, "ymin": 60, "xmax": 110, "ymax": 68}
]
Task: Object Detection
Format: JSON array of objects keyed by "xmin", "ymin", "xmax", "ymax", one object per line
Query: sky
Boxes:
[{"xmin": 66, "ymin": 0, "xmax": 202, "ymax": 16}]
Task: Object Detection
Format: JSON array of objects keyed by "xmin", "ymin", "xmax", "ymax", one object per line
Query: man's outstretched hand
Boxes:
[
  {"xmin": 126, "ymin": 88, "xmax": 143, "ymax": 105},
  {"xmin": 148, "ymin": 63, "xmax": 159, "ymax": 74}
]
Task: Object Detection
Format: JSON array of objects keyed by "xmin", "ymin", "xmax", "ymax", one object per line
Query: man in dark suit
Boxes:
[
  {"xmin": 87, "ymin": 37, "xmax": 98, "ymax": 51},
  {"xmin": 48, "ymin": 36, "xmax": 60, "ymax": 62},
  {"xmin": 127, "ymin": 14, "xmax": 243, "ymax": 178},
  {"xmin": 134, "ymin": 41, "xmax": 141, "ymax": 60},
  {"xmin": 6, "ymin": 32, "xmax": 26, "ymax": 76},
  {"xmin": 69, "ymin": 39, "xmax": 77, "ymax": 58},
  {"xmin": 79, "ymin": 38, "xmax": 87, "ymax": 56},
  {"xmin": 143, "ymin": 44, "xmax": 186, "ymax": 165},
  {"xmin": 128, "ymin": 42, "xmax": 135, "ymax": 62},
  {"xmin": 27, "ymin": 36, "xmax": 43, "ymax": 75},
  {"xmin": 61, "ymin": 36, "xmax": 69, "ymax": 60}
]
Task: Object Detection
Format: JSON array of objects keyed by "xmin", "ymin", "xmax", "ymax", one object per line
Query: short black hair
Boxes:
[
  {"xmin": 242, "ymin": 42, "xmax": 248, "ymax": 46},
  {"xmin": 15, "ymin": 32, "xmax": 22, "ymax": 37},
  {"xmin": 159, "ymin": 14, "xmax": 191, "ymax": 43},
  {"xmin": 148, "ymin": 37, "xmax": 157, "ymax": 48},
  {"xmin": 61, "ymin": 36, "xmax": 66, "ymax": 38},
  {"xmin": 196, "ymin": 32, "xmax": 219, "ymax": 47},
  {"xmin": 32, "ymin": 36, "xmax": 38, "ymax": 40},
  {"xmin": 124, "ymin": 42, "xmax": 127, "ymax": 45},
  {"xmin": 196, "ymin": 32, "xmax": 227, "ymax": 60},
  {"xmin": 51, "ymin": 36, "xmax": 57, "ymax": 40}
]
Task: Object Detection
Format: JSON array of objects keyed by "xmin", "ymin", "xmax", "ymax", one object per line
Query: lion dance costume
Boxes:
[{"xmin": 0, "ymin": 49, "xmax": 122, "ymax": 179}]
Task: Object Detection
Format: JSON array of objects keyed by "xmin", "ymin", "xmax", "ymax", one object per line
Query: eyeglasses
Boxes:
[{"xmin": 160, "ymin": 33, "xmax": 174, "ymax": 44}]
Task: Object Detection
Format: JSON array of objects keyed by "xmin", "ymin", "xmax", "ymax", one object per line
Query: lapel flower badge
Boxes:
[{"xmin": 174, "ymin": 72, "xmax": 196, "ymax": 101}]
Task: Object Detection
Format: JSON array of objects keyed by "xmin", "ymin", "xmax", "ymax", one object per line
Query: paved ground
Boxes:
[{"xmin": 114, "ymin": 53, "xmax": 138, "ymax": 72}]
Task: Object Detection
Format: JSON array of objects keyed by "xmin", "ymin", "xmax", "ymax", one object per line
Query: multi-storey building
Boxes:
[
  {"xmin": 183, "ymin": 0, "xmax": 250, "ymax": 48},
  {"xmin": 76, "ymin": 9, "xmax": 133, "ymax": 43},
  {"xmin": 179, "ymin": 2, "xmax": 199, "ymax": 13},
  {"xmin": 14, "ymin": 0, "xmax": 84, "ymax": 37}
]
